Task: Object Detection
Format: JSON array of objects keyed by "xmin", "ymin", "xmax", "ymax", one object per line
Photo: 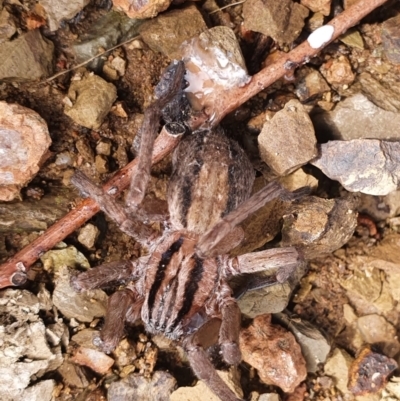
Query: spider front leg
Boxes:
[{"xmin": 183, "ymin": 319, "xmax": 243, "ymax": 401}]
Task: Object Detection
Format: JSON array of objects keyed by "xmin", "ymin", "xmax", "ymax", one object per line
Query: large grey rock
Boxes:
[{"xmin": 311, "ymin": 139, "xmax": 400, "ymax": 195}]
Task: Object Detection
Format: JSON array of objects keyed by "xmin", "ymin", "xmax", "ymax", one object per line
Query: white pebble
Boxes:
[{"xmin": 307, "ymin": 25, "xmax": 335, "ymax": 49}]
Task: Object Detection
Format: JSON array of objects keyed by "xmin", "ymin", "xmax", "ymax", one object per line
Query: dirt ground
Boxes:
[{"xmin": 1, "ymin": 0, "xmax": 400, "ymax": 400}]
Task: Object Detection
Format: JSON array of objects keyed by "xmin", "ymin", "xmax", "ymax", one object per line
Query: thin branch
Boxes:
[{"xmin": 0, "ymin": 0, "xmax": 390, "ymax": 288}]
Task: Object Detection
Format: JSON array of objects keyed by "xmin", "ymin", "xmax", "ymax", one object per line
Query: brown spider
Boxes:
[{"xmin": 71, "ymin": 61, "xmax": 305, "ymax": 401}]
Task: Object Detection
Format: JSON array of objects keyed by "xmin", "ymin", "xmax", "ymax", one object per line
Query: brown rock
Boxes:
[
  {"xmin": 300, "ymin": 0, "xmax": 331, "ymax": 16},
  {"xmin": 113, "ymin": 0, "xmax": 172, "ymax": 19},
  {"xmin": 348, "ymin": 347, "xmax": 397, "ymax": 395},
  {"xmin": 239, "ymin": 314, "xmax": 307, "ymax": 393},
  {"xmin": 64, "ymin": 71, "xmax": 117, "ymax": 130},
  {"xmin": 324, "ymin": 348, "xmax": 354, "ymax": 395},
  {"xmin": 71, "ymin": 346, "xmax": 114, "ymax": 374},
  {"xmin": 281, "ymin": 196, "xmax": 358, "ymax": 259},
  {"xmin": 295, "ymin": 68, "xmax": 330, "ymax": 102},
  {"xmin": 0, "ymin": 102, "xmax": 51, "ymax": 201},
  {"xmin": 243, "ymin": 0, "xmax": 309, "ymax": 45},
  {"xmin": 382, "ymin": 14, "xmax": 400, "ymax": 65},
  {"xmin": 311, "ymin": 139, "xmax": 400, "ymax": 195},
  {"xmin": 321, "ymin": 56, "xmax": 355, "ymax": 86},
  {"xmin": 139, "ymin": 5, "xmax": 206, "ymax": 59},
  {"xmin": 258, "ymin": 99, "xmax": 317, "ymax": 176}
]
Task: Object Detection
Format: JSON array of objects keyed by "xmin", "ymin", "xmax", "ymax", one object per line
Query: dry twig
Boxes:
[{"xmin": 0, "ymin": 0, "xmax": 390, "ymax": 288}]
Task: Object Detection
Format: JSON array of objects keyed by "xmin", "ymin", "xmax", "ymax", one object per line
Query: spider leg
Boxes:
[
  {"xmin": 183, "ymin": 319, "xmax": 243, "ymax": 401},
  {"xmin": 71, "ymin": 171, "xmax": 158, "ymax": 247},
  {"xmin": 218, "ymin": 290, "xmax": 241, "ymax": 365},
  {"xmin": 126, "ymin": 61, "xmax": 186, "ymax": 210},
  {"xmin": 197, "ymin": 181, "xmax": 289, "ymax": 257},
  {"xmin": 100, "ymin": 287, "xmax": 143, "ymax": 353}
]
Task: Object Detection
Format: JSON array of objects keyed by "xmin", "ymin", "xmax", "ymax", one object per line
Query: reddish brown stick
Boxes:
[
  {"xmin": 0, "ymin": 128, "xmax": 179, "ymax": 288},
  {"xmin": 0, "ymin": 0, "xmax": 390, "ymax": 288}
]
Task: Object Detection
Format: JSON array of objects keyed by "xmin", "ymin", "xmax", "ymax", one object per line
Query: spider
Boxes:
[{"xmin": 71, "ymin": 61, "xmax": 305, "ymax": 401}]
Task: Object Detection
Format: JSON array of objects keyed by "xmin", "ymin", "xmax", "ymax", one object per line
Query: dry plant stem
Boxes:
[
  {"xmin": 203, "ymin": 0, "xmax": 390, "ymax": 126},
  {"xmin": 0, "ymin": 127, "xmax": 179, "ymax": 288},
  {"xmin": 0, "ymin": 0, "xmax": 388, "ymax": 288}
]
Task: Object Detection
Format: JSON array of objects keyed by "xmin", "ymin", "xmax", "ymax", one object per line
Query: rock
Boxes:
[
  {"xmin": 386, "ymin": 378, "xmax": 400, "ymax": 399},
  {"xmin": 311, "ymin": 139, "xmax": 400, "ymax": 195},
  {"xmin": 95, "ymin": 154, "xmax": 109, "ymax": 173},
  {"xmin": 324, "ymin": 348, "xmax": 354, "ymax": 395},
  {"xmin": 64, "ymin": 71, "xmax": 117, "ymax": 129},
  {"xmin": 52, "ymin": 265, "xmax": 107, "ymax": 322},
  {"xmin": 78, "ymin": 224, "xmax": 100, "ymax": 249},
  {"xmin": 300, "ymin": 0, "xmax": 331, "ymax": 16},
  {"xmin": 240, "ymin": 314, "xmax": 307, "ymax": 393},
  {"xmin": 312, "ymin": 93, "xmax": 400, "ymax": 140},
  {"xmin": 357, "ymin": 315, "xmax": 397, "ymax": 347},
  {"xmin": 281, "ymin": 196, "xmax": 358, "ymax": 259},
  {"xmin": 108, "ymin": 371, "xmax": 177, "ymax": 401},
  {"xmin": 382, "ymin": 14, "xmax": 400, "ymax": 65},
  {"xmin": 0, "ymin": 30, "xmax": 53, "ymax": 81},
  {"xmin": 0, "ymin": 289, "xmax": 63, "ymax": 400},
  {"xmin": 17, "ymin": 380, "xmax": 56, "ymax": 401},
  {"xmin": 41, "ymin": 245, "xmax": 91, "ymax": 271},
  {"xmin": 182, "ymin": 26, "xmax": 250, "ymax": 114},
  {"xmin": 73, "ymin": 11, "xmax": 141, "ymax": 69},
  {"xmin": 243, "ymin": 0, "xmax": 309, "ymax": 45},
  {"xmin": 258, "ymin": 99, "xmax": 317, "ymax": 176},
  {"xmin": 0, "ymin": 102, "xmax": 51, "ymax": 201},
  {"xmin": 358, "ymin": 191, "xmax": 400, "ymax": 221},
  {"xmin": 307, "ymin": 12, "xmax": 325, "ymax": 31},
  {"xmin": 70, "ymin": 346, "xmax": 114, "ymax": 374},
  {"xmin": 348, "ymin": 347, "xmax": 397, "ymax": 396},
  {"xmin": 58, "ymin": 359, "xmax": 90, "ymax": 388},
  {"xmin": 295, "ymin": 68, "xmax": 330, "ymax": 102},
  {"xmin": 170, "ymin": 368, "xmax": 242, "ymax": 401},
  {"xmin": 0, "ymin": 186, "xmax": 77, "ymax": 232},
  {"xmin": 139, "ymin": 4, "xmax": 206, "ymax": 59},
  {"xmin": 96, "ymin": 140, "xmax": 112, "ymax": 156},
  {"xmin": 340, "ymin": 29, "xmax": 364, "ymax": 49},
  {"xmin": 275, "ymin": 313, "xmax": 331, "ymax": 373},
  {"xmin": 0, "ymin": 8, "xmax": 16, "ymax": 42},
  {"xmin": 113, "ymin": 0, "xmax": 172, "ymax": 19},
  {"xmin": 71, "ymin": 328, "xmax": 101, "ymax": 349},
  {"xmin": 359, "ymin": 72, "xmax": 400, "ymax": 113},
  {"xmin": 39, "ymin": 0, "xmax": 90, "ymax": 31},
  {"xmin": 259, "ymin": 394, "xmax": 281, "ymax": 401},
  {"xmin": 321, "ymin": 56, "xmax": 355, "ymax": 86}
]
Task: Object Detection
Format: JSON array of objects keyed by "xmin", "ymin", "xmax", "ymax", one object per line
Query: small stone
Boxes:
[
  {"xmin": 113, "ymin": 0, "xmax": 172, "ymax": 19},
  {"xmin": 258, "ymin": 99, "xmax": 317, "ymax": 176},
  {"xmin": 311, "ymin": 139, "xmax": 400, "ymax": 195},
  {"xmin": 243, "ymin": 0, "xmax": 309, "ymax": 45},
  {"xmin": 382, "ymin": 14, "xmax": 400, "ymax": 65},
  {"xmin": 18, "ymin": 380, "xmax": 56, "ymax": 401},
  {"xmin": 58, "ymin": 360, "xmax": 90, "ymax": 388},
  {"xmin": 96, "ymin": 140, "xmax": 112, "ymax": 156},
  {"xmin": 348, "ymin": 347, "xmax": 397, "ymax": 395},
  {"xmin": 281, "ymin": 196, "xmax": 358, "ymax": 258},
  {"xmin": 39, "ymin": 0, "xmax": 90, "ymax": 31},
  {"xmin": 324, "ymin": 348, "xmax": 354, "ymax": 395},
  {"xmin": 275, "ymin": 313, "xmax": 331, "ymax": 373},
  {"xmin": 108, "ymin": 371, "xmax": 177, "ymax": 401},
  {"xmin": 78, "ymin": 224, "xmax": 100, "ymax": 249},
  {"xmin": 307, "ymin": 12, "xmax": 325, "ymax": 31},
  {"xmin": 71, "ymin": 328, "xmax": 100, "ymax": 349},
  {"xmin": 64, "ymin": 72, "xmax": 117, "ymax": 130},
  {"xmin": 321, "ymin": 56, "xmax": 355, "ymax": 86},
  {"xmin": 340, "ymin": 29, "xmax": 364, "ymax": 49},
  {"xmin": 41, "ymin": 246, "xmax": 91, "ymax": 271},
  {"xmin": 52, "ymin": 265, "xmax": 107, "ymax": 322},
  {"xmin": 95, "ymin": 154, "xmax": 109, "ymax": 174},
  {"xmin": 295, "ymin": 68, "xmax": 330, "ymax": 102},
  {"xmin": 0, "ymin": 102, "xmax": 51, "ymax": 201},
  {"xmin": 359, "ymin": 72, "xmax": 400, "ymax": 113},
  {"xmin": 356, "ymin": 315, "xmax": 397, "ymax": 345},
  {"xmin": 300, "ymin": 0, "xmax": 331, "ymax": 16},
  {"xmin": 258, "ymin": 394, "xmax": 281, "ymax": 401},
  {"xmin": 0, "ymin": 8, "xmax": 16, "ymax": 42},
  {"xmin": 70, "ymin": 347, "xmax": 114, "ymax": 374},
  {"xmin": 240, "ymin": 314, "xmax": 307, "ymax": 393},
  {"xmin": 312, "ymin": 93, "xmax": 400, "ymax": 140},
  {"xmin": 0, "ymin": 30, "xmax": 54, "ymax": 81},
  {"xmin": 139, "ymin": 5, "xmax": 207, "ymax": 59},
  {"xmin": 170, "ymin": 368, "xmax": 242, "ymax": 401}
]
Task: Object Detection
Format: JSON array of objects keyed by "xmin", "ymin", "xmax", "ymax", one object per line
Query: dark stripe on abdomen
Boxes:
[
  {"xmin": 147, "ymin": 237, "xmax": 184, "ymax": 315},
  {"xmin": 169, "ymin": 255, "xmax": 204, "ymax": 333}
]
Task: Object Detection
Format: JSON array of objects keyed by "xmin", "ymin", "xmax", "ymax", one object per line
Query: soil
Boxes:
[{"xmin": 1, "ymin": 1, "xmax": 400, "ymax": 400}]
